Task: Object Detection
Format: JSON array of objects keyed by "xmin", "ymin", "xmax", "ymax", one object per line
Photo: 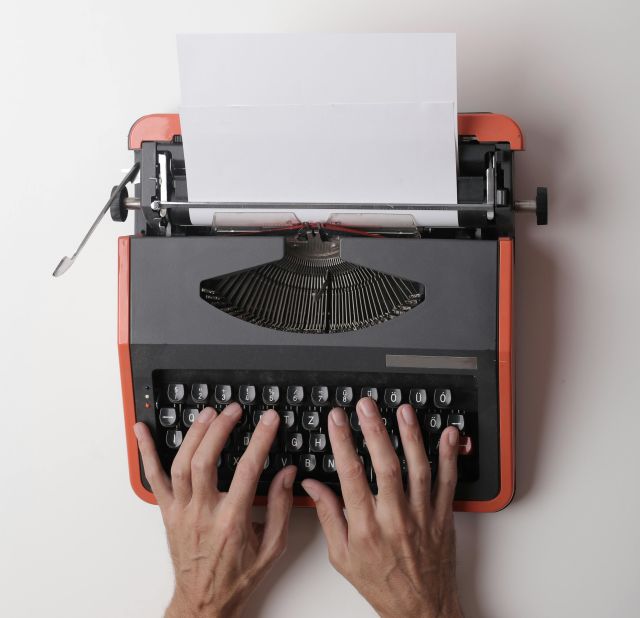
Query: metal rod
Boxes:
[
  {"xmin": 52, "ymin": 162, "xmax": 140, "ymax": 277},
  {"xmin": 151, "ymin": 200, "xmax": 494, "ymax": 212}
]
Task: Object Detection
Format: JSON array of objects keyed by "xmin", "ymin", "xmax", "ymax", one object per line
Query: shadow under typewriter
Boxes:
[{"xmin": 200, "ymin": 236, "xmax": 425, "ymax": 333}]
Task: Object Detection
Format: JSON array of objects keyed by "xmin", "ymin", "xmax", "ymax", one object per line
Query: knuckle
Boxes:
[
  {"xmin": 341, "ymin": 459, "xmax": 364, "ymax": 481},
  {"xmin": 367, "ymin": 421, "xmax": 387, "ymax": 438},
  {"xmin": 376, "ymin": 460, "xmax": 401, "ymax": 483},
  {"xmin": 170, "ymin": 463, "xmax": 189, "ymax": 484},
  {"xmin": 411, "ymin": 463, "xmax": 430, "ymax": 487},
  {"xmin": 190, "ymin": 454, "xmax": 212, "ymax": 476},
  {"xmin": 235, "ymin": 458, "xmax": 259, "ymax": 482}
]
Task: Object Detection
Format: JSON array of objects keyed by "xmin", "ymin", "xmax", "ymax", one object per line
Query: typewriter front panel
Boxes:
[{"xmin": 122, "ymin": 235, "xmax": 512, "ymax": 511}]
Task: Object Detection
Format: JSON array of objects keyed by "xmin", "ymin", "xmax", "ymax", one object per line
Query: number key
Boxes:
[
  {"xmin": 215, "ymin": 384, "xmax": 232, "ymax": 404},
  {"xmin": 311, "ymin": 386, "xmax": 329, "ymax": 406},
  {"xmin": 287, "ymin": 386, "xmax": 304, "ymax": 405},
  {"xmin": 262, "ymin": 385, "xmax": 280, "ymax": 405},
  {"xmin": 167, "ymin": 384, "xmax": 185, "ymax": 403},
  {"xmin": 238, "ymin": 385, "xmax": 256, "ymax": 405},
  {"xmin": 335, "ymin": 386, "xmax": 353, "ymax": 406}
]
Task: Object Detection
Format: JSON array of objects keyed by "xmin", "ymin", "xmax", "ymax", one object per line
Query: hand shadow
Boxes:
[{"xmin": 243, "ymin": 507, "xmax": 321, "ymax": 617}]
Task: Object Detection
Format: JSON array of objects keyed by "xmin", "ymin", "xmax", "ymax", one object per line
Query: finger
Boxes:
[
  {"xmin": 170, "ymin": 407, "xmax": 216, "ymax": 505},
  {"xmin": 257, "ymin": 465, "xmax": 297, "ymax": 566},
  {"xmin": 226, "ymin": 409, "xmax": 280, "ymax": 511},
  {"xmin": 396, "ymin": 404, "xmax": 431, "ymax": 520},
  {"xmin": 191, "ymin": 402, "xmax": 242, "ymax": 502},
  {"xmin": 328, "ymin": 407, "xmax": 374, "ymax": 514},
  {"xmin": 433, "ymin": 427, "xmax": 459, "ymax": 525},
  {"xmin": 302, "ymin": 479, "xmax": 348, "ymax": 566},
  {"xmin": 356, "ymin": 398, "xmax": 404, "ymax": 505},
  {"xmin": 134, "ymin": 422, "xmax": 172, "ymax": 508}
]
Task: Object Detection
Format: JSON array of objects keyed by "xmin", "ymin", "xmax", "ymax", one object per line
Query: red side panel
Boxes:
[
  {"xmin": 128, "ymin": 114, "xmax": 182, "ymax": 150},
  {"xmin": 454, "ymin": 237, "xmax": 515, "ymax": 512},
  {"xmin": 119, "ymin": 236, "xmax": 157, "ymax": 504},
  {"xmin": 458, "ymin": 114, "xmax": 524, "ymax": 151},
  {"xmin": 128, "ymin": 112, "xmax": 524, "ymax": 151}
]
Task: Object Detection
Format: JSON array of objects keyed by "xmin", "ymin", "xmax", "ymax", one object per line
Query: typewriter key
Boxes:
[
  {"xmin": 286, "ymin": 432, "xmax": 304, "ymax": 453},
  {"xmin": 301, "ymin": 410, "xmax": 320, "ymax": 431},
  {"xmin": 166, "ymin": 429, "xmax": 183, "ymax": 449},
  {"xmin": 434, "ymin": 388, "xmax": 452, "ymax": 409},
  {"xmin": 300, "ymin": 454, "xmax": 317, "ymax": 473},
  {"xmin": 409, "ymin": 388, "xmax": 427, "ymax": 408},
  {"xmin": 167, "ymin": 384, "xmax": 185, "ymax": 403},
  {"xmin": 336, "ymin": 386, "xmax": 354, "ymax": 406},
  {"xmin": 238, "ymin": 385, "xmax": 256, "ymax": 405},
  {"xmin": 360, "ymin": 387, "xmax": 378, "ymax": 402},
  {"xmin": 159, "ymin": 407, "xmax": 177, "ymax": 427},
  {"xmin": 262, "ymin": 385, "xmax": 280, "ymax": 405},
  {"xmin": 191, "ymin": 383, "xmax": 209, "ymax": 404},
  {"xmin": 384, "ymin": 388, "xmax": 402, "ymax": 407},
  {"xmin": 182, "ymin": 407, "xmax": 199, "ymax": 427},
  {"xmin": 309, "ymin": 433, "xmax": 327, "ymax": 452},
  {"xmin": 425, "ymin": 413, "xmax": 442, "ymax": 433},
  {"xmin": 311, "ymin": 386, "xmax": 329, "ymax": 406},
  {"xmin": 322, "ymin": 454, "xmax": 337, "ymax": 473},
  {"xmin": 215, "ymin": 384, "xmax": 232, "ymax": 405},
  {"xmin": 286, "ymin": 386, "xmax": 304, "ymax": 405}
]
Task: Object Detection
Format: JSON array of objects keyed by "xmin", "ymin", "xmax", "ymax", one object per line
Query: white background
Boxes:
[{"xmin": 1, "ymin": 1, "xmax": 639, "ymax": 616}]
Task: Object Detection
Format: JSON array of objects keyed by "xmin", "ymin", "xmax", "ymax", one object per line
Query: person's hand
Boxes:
[
  {"xmin": 134, "ymin": 403, "xmax": 297, "ymax": 618},
  {"xmin": 302, "ymin": 397, "xmax": 463, "ymax": 618}
]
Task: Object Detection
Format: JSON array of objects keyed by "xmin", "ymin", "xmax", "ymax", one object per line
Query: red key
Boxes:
[{"xmin": 458, "ymin": 436, "xmax": 473, "ymax": 456}]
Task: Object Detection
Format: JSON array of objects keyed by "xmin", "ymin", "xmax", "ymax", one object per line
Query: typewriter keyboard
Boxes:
[{"xmin": 151, "ymin": 373, "xmax": 478, "ymax": 496}]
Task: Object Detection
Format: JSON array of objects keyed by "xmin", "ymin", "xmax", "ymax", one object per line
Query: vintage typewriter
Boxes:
[{"xmin": 55, "ymin": 112, "xmax": 547, "ymax": 512}]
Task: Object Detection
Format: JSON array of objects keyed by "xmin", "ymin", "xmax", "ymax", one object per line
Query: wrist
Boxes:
[{"xmin": 166, "ymin": 593, "xmax": 242, "ymax": 618}]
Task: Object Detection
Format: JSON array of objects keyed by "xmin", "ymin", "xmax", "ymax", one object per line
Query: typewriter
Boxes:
[{"xmin": 55, "ymin": 112, "xmax": 547, "ymax": 512}]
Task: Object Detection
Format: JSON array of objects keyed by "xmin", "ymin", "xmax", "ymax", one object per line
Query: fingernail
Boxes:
[
  {"xmin": 447, "ymin": 427, "xmax": 459, "ymax": 446},
  {"xmin": 357, "ymin": 398, "xmax": 377, "ymax": 417},
  {"xmin": 223, "ymin": 402, "xmax": 242, "ymax": 417},
  {"xmin": 330, "ymin": 407, "xmax": 347, "ymax": 426},
  {"xmin": 400, "ymin": 405, "xmax": 416, "ymax": 425},
  {"xmin": 133, "ymin": 423, "xmax": 144, "ymax": 441},
  {"xmin": 283, "ymin": 466, "xmax": 296, "ymax": 489},
  {"xmin": 301, "ymin": 480, "xmax": 319, "ymax": 501},
  {"xmin": 261, "ymin": 409, "xmax": 279, "ymax": 426},
  {"xmin": 197, "ymin": 406, "xmax": 215, "ymax": 424}
]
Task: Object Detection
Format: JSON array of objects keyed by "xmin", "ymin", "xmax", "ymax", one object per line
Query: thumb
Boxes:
[
  {"xmin": 257, "ymin": 466, "xmax": 297, "ymax": 565},
  {"xmin": 302, "ymin": 479, "xmax": 348, "ymax": 568}
]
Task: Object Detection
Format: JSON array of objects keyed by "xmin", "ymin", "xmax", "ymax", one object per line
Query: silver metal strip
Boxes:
[{"xmin": 385, "ymin": 354, "xmax": 478, "ymax": 371}]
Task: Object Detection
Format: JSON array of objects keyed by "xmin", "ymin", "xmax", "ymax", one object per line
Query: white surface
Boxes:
[
  {"xmin": 1, "ymin": 2, "xmax": 639, "ymax": 617},
  {"xmin": 181, "ymin": 102, "xmax": 457, "ymax": 224},
  {"xmin": 178, "ymin": 33, "xmax": 457, "ymax": 223}
]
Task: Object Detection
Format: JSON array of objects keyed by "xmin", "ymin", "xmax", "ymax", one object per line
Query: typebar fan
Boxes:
[{"xmin": 200, "ymin": 236, "xmax": 425, "ymax": 333}]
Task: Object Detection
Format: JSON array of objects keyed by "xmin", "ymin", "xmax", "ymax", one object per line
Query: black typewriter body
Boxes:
[
  {"xmin": 109, "ymin": 113, "xmax": 541, "ymax": 511},
  {"xmin": 130, "ymin": 235, "xmax": 497, "ymax": 502}
]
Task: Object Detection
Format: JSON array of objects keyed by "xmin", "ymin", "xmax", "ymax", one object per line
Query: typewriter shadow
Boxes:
[
  {"xmin": 512, "ymin": 115, "xmax": 580, "ymax": 501},
  {"xmin": 244, "ymin": 508, "xmax": 320, "ymax": 617}
]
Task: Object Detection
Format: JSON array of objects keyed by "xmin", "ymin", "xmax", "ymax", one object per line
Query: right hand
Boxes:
[{"xmin": 302, "ymin": 397, "xmax": 463, "ymax": 618}]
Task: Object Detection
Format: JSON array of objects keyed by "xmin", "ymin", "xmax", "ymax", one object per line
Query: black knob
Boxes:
[
  {"xmin": 110, "ymin": 185, "xmax": 129, "ymax": 222},
  {"xmin": 536, "ymin": 187, "xmax": 548, "ymax": 225}
]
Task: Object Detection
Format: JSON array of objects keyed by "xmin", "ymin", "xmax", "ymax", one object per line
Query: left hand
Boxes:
[{"xmin": 134, "ymin": 403, "xmax": 297, "ymax": 618}]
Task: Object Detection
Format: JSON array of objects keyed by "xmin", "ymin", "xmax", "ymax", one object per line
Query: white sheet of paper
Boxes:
[
  {"xmin": 180, "ymin": 102, "xmax": 457, "ymax": 225},
  {"xmin": 177, "ymin": 33, "xmax": 457, "ymax": 111},
  {"xmin": 177, "ymin": 33, "xmax": 458, "ymax": 226}
]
